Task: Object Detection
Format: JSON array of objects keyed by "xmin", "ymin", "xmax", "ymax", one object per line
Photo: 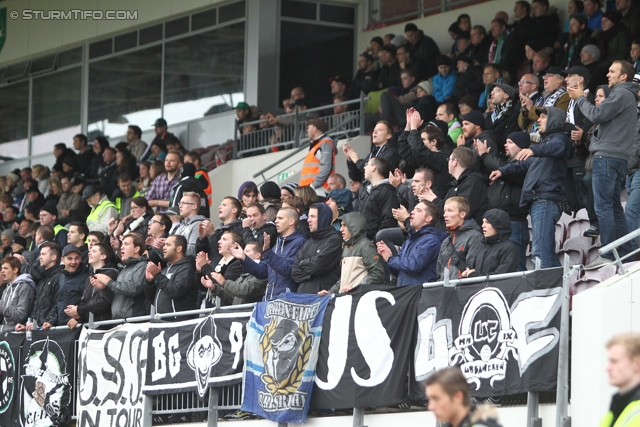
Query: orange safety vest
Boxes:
[
  {"xmin": 195, "ymin": 169, "xmax": 212, "ymax": 204},
  {"xmin": 299, "ymin": 138, "xmax": 335, "ymax": 189}
]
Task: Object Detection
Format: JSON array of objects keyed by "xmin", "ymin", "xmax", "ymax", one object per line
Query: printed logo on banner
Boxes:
[
  {"xmin": 415, "ymin": 286, "xmax": 562, "ymax": 391},
  {"xmin": 186, "ymin": 316, "xmax": 223, "ymax": 398},
  {"xmin": 0, "ymin": 341, "xmax": 15, "ymax": 414},
  {"xmin": 20, "ymin": 338, "xmax": 70, "ymax": 427},
  {"xmin": 257, "ymin": 300, "xmax": 317, "ymax": 412}
]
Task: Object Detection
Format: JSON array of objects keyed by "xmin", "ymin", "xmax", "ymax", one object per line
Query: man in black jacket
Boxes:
[
  {"xmin": 240, "ymin": 203, "xmax": 277, "ymax": 250},
  {"xmin": 44, "ymin": 244, "xmax": 90, "ymax": 328},
  {"xmin": 486, "ymin": 82, "xmax": 520, "ymax": 150},
  {"xmin": 66, "ymin": 243, "xmax": 116, "ymax": 328},
  {"xmin": 291, "ymin": 203, "xmax": 342, "ymax": 294},
  {"xmin": 423, "ymin": 146, "xmax": 489, "ymax": 226},
  {"xmin": 478, "ymin": 131, "xmax": 531, "ymax": 271},
  {"xmin": 405, "ymin": 22, "xmax": 440, "ymax": 79},
  {"xmin": 358, "ymin": 157, "xmax": 400, "ymax": 240},
  {"xmin": 195, "ymin": 196, "xmax": 244, "ymax": 266},
  {"xmin": 145, "ymin": 235, "xmax": 198, "ymax": 320},
  {"xmin": 491, "ymin": 107, "xmax": 572, "ymax": 268},
  {"xmin": 15, "ymin": 242, "xmax": 63, "ymax": 332}
]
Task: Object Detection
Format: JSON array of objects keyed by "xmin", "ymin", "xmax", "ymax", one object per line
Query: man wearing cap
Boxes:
[
  {"xmin": 146, "ymin": 150, "xmax": 183, "ymax": 214},
  {"xmin": 19, "ymin": 179, "xmax": 45, "ymax": 218},
  {"xmin": 83, "ymin": 185, "xmax": 118, "ymax": 235},
  {"xmin": 562, "ymin": 16, "xmax": 595, "ymax": 69},
  {"xmin": 486, "ymin": 81, "xmax": 520, "ymax": 150},
  {"xmin": 326, "ymin": 188, "xmax": 353, "ymax": 230},
  {"xmin": 141, "ymin": 118, "xmax": 181, "ymax": 162},
  {"xmin": 330, "ymin": 76, "xmax": 348, "ymax": 99},
  {"xmin": 491, "ymin": 106, "xmax": 572, "ymax": 268},
  {"xmin": 479, "ymin": 131, "xmax": 531, "ymax": 271},
  {"xmin": 15, "ymin": 242, "xmax": 63, "ymax": 332},
  {"xmin": 568, "ymin": 60, "xmax": 640, "ymax": 268},
  {"xmin": 43, "ymin": 244, "xmax": 89, "ymax": 329},
  {"xmin": 581, "ymin": 45, "xmax": 607, "ymax": 93},
  {"xmin": 377, "ymin": 44, "xmax": 402, "ymax": 89},
  {"xmin": 39, "ymin": 202, "xmax": 68, "ymax": 249},
  {"xmin": 518, "ymin": 66, "xmax": 570, "ymax": 133},
  {"xmin": 404, "ymin": 22, "xmax": 440, "ymax": 78},
  {"xmin": 299, "ymin": 118, "xmax": 336, "ymax": 195}
]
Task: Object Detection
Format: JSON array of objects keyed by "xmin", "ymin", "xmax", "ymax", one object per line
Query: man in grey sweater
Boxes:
[{"xmin": 568, "ymin": 60, "xmax": 640, "ymax": 268}]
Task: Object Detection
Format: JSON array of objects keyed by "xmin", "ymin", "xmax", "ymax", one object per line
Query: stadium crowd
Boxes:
[{"xmin": 0, "ymin": 0, "xmax": 639, "ymax": 340}]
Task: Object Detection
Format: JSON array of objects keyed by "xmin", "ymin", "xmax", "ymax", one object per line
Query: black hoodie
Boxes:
[
  {"xmin": 468, "ymin": 209, "xmax": 519, "ymax": 277},
  {"xmin": 291, "ymin": 203, "xmax": 343, "ymax": 294}
]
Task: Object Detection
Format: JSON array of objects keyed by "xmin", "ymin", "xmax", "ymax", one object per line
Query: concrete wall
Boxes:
[{"xmin": 572, "ymin": 262, "xmax": 640, "ymax": 426}]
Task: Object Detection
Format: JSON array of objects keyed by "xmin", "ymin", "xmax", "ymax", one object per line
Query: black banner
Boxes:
[
  {"xmin": 414, "ymin": 268, "xmax": 563, "ymax": 397},
  {"xmin": 76, "ymin": 323, "xmax": 148, "ymax": 427},
  {"xmin": 311, "ymin": 285, "xmax": 422, "ymax": 409},
  {"xmin": 19, "ymin": 328, "xmax": 80, "ymax": 427},
  {"xmin": 144, "ymin": 312, "xmax": 252, "ymax": 397},
  {"xmin": 0, "ymin": 332, "xmax": 22, "ymax": 427}
]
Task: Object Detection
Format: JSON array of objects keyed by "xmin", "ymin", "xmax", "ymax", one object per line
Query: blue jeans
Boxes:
[
  {"xmin": 530, "ymin": 199, "xmax": 561, "ymax": 268},
  {"xmin": 510, "ymin": 220, "xmax": 530, "ymax": 271},
  {"xmin": 625, "ymin": 171, "xmax": 640, "ymax": 252},
  {"xmin": 592, "ymin": 156, "xmax": 631, "ymax": 259}
]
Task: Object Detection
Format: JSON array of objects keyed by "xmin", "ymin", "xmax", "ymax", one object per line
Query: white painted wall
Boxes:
[{"xmin": 572, "ymin": 262, "xmax": 640, "ymax": 426}]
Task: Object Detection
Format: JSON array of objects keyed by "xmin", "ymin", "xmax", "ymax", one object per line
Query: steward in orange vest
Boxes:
[{"xmin": 299, "ymin": 118, "xmax": 336, "ymax": 191}]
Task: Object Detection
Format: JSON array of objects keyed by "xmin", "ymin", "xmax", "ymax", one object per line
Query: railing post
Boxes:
[
  {"xmin": 208, "ymin": 388, "xmax": 219, "ymax": 427},
  {"xmin": 141, "ymin": 306, "xmax": 156, "ymax": 427},
  {"xmin": 526, "ymin": 391, "xmax": 542, "ymax": 427},
  {"xmin": 293, "ymin": 105, "xmax": 300, "ymax": 148},
  {"xmin": 353, "ymin": 407, "xmax": 364, "ymax": 427},
  {"xmin": 359, "ymin": 92, "xmax": 366, "ymax": 135},
  {"xmin": 233, "ymin": 119, "xmax": 240, "ymax": 160},
  {"xmin": 88, "ymin": 312, "xmax": 94, "ymax": 329},
  {"xmin": 555, "ymin": 254, "xmax": 572, "ymax": 427}
]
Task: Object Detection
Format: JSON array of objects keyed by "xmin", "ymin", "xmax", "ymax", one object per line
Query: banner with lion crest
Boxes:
[{"xmin": 241, "ymin": 293, "xmax": 329, "ymax": 423}]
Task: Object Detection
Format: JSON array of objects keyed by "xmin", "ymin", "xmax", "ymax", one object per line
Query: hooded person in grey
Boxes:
[
  {"xmin": 569, "ymin": 62, "xmax": 640, "ymax": 263},
  {"xmin": 0, "ymin": 273, "xmax": 36, "ymax": 327},
  {"xmin": 465, "ymin": 209, "xmax": 519, "ymax": 277}
]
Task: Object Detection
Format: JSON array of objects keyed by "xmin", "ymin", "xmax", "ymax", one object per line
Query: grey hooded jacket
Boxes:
[
  {"xmin": 107, "ymin": 256, "xmax": 148, "ymax": 319},
  {"xmin": 576, "ymin": 81, "xmax": 640, "ymax": 160},
  {"xmin": 0, "ymin": 273, "xmax": 36, "ymax": 327}
]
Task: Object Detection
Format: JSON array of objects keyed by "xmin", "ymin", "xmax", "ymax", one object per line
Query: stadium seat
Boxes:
[{"xmin": 566, "ymin": 218, "xmax": 590, "ymax": 240}]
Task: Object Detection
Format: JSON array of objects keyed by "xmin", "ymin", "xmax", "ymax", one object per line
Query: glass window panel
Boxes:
[
  {"xmin": 90, "ymin": 38, "xmax": 113, "ymax": 59},
  {"xmin": 88, "ymin": 46, "xmax": 162, "ymax": 138},
  {"xmin": 31, "ymin": 54, "xmax": 56, "ymax": 74},
  {"xmin": 219, "ymin": 1, "xmax": 245, "ymax": 23},
  {"xmin": 320, "ymin": 4, "xmax": 355, "ymax": 24},
  {"xmin": 165, "ymin": 16, "xmax": 189, "ymax": 38},
  {"xmin": 140, "ymin": 24, "xmax": 163, "ymax": 45},
  {"xmin": 58, "ymin": 47, "xmax": 82, "ymax": 67},
  {"xmin": 192, "ymin": 9, "xmax": 217, "ymax": 31},
  {"xmin": 281, "ymin": 0, "xmax": 316, "ymax": 20},
  {"xmin": 114, "ymin": 31, "xmax": 138, "ymax": 52},
  {"xmin": 0, "ymin": 82, "xmax": 29, "ymax": 159},
  {"xmin": 31, "ymin": 68, "xmax": 82, "ymax": 156},
  {"xmin": 163, "ymin": 23, "xmax": 245, "ymax": 124}
]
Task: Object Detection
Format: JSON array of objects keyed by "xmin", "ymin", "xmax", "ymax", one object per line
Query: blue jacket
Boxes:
[
  {"xmin": 386, "ymin": 225, "xmax": 446, "ymax": 286},
  {"xmin": 240, "ymin": 229, "xmax": 307, "ymax": 300},
  {"xmin": 432, "ymin": 72, "xmax": 458, "ymax": 103},
  {"xmin": 499, "ymin": 107, "xmax": 572, "ymax": 209}
]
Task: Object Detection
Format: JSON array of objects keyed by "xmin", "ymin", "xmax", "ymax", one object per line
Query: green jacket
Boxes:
[{"xmin": 329, "ymin": 212, "xmax": 388, "ymax": 293}]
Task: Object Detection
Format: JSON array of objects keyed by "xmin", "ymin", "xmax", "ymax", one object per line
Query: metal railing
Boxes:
[{"xmin": 233, "ymin": 93, "xmax": 368, "ymax": 160}]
